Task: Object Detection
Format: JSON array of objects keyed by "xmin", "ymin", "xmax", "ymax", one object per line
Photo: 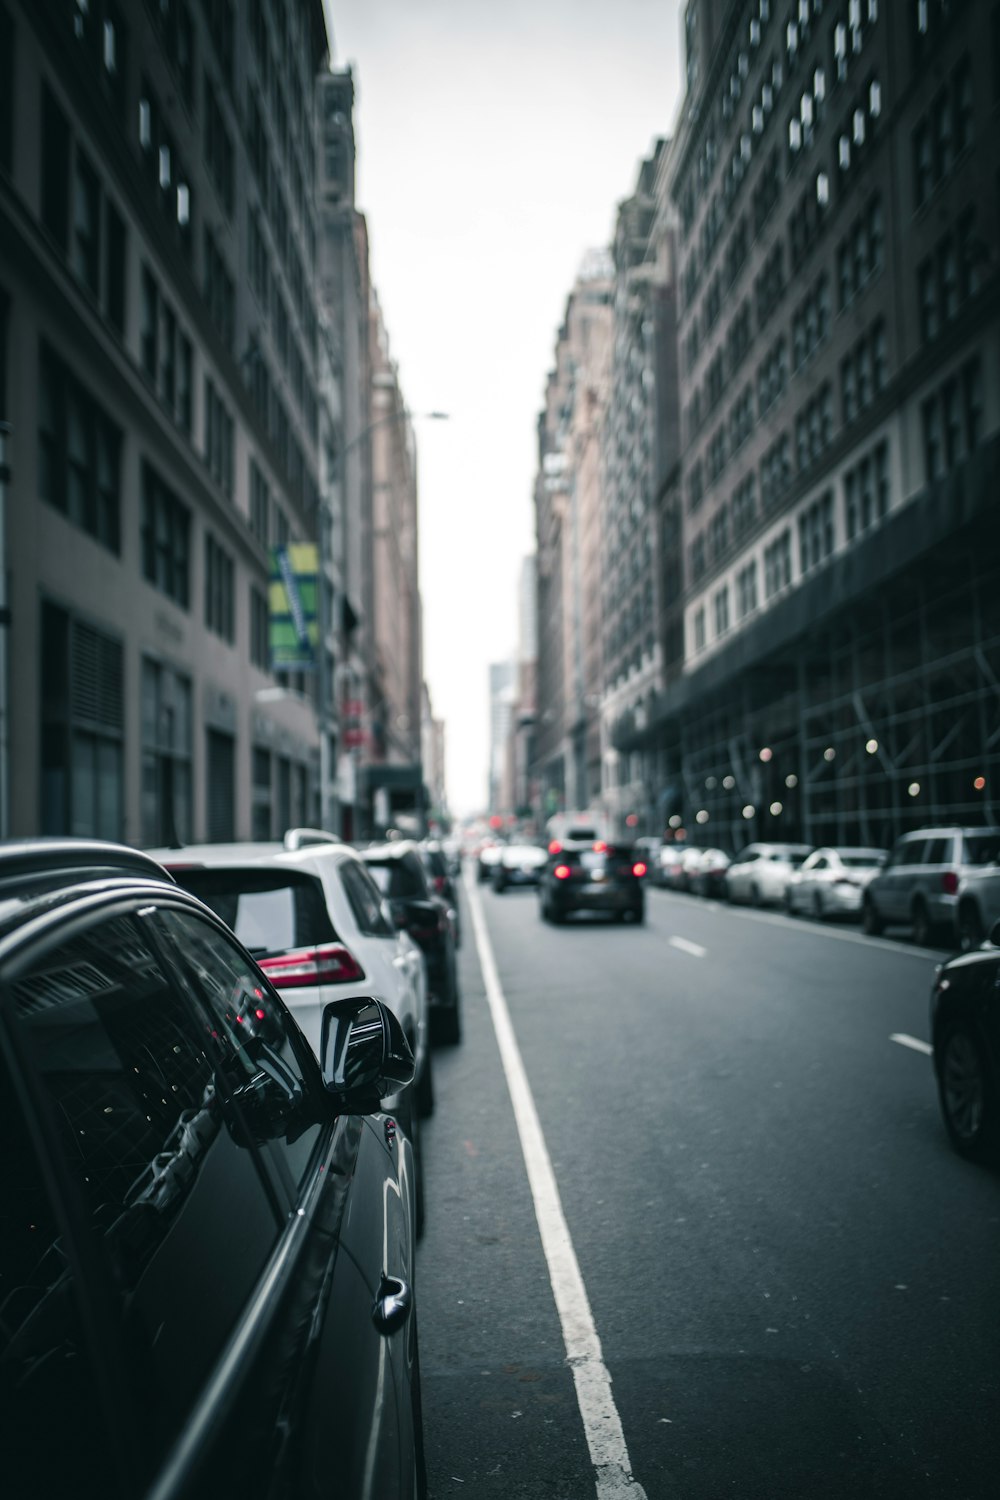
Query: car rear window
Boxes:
[
  {"xmin": 962, "ymin": 832, "xmax": 1000, "ymax": 866},
  {"xmin": 169, "ymin": 868, "xmax": 336, "ymax": 956}
]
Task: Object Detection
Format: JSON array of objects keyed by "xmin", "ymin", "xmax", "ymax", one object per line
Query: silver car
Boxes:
[
  {"xmin": 725, "ymin": 842, "xmax": 813, "ymax": 907},
  {"xmin": 786, "ymin": 846, "xmax": 887, "ymax": 920},
  {"xmin": 863, "ymin": 826, "xmax": 1000, "ymax": 949}
]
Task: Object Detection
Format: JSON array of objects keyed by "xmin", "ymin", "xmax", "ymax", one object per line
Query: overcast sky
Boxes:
[{"xmin": 323, "ymin": 0, "xmax": 685, "ymax": 816}]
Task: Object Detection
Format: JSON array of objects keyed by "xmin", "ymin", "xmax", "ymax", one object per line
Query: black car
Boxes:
[
  {"xmin": 361, "ymin": 840, "xmax": 462, "ymax": 1044},
  {"xmin": 0, "ymin": 839, "xmax": 425, "ymax": 1500},
  {"xmin": 930, "ymin": 919, "xmax": 1000, "ymax": 1163},
  {"xmin": 538, "ymin": 837, "xmax": 646, "ymax": 924},
  {"xmin": 418, "ymin": 839, "xmax": 462, "ymax": 946}
]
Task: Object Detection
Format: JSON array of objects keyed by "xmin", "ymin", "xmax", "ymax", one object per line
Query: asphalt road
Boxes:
[{"xmin": 415, "ymin": 874, "xmax": 1000, "ymax": 1500}]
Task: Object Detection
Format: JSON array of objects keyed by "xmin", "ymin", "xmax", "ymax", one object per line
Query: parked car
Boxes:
[
  {"xmin": 419, "ymin": 838, "xmax": 461, "ymax": 945},
  {"xmin": 360, "ymin": 840, "xmax": 462, "ymax": 1043},
  {"xmin": 657, "ymin": 842, "xmax": 696, "ymax": 890},
  {"xmin": 785, "ymin": 846, "xmax": 888, "ymax": 920},
  {"xmin": 930, "ymin": 919, "xmax": 1000, "ymax": 1163},
  {"xmin": 492, "ymin": 841, "xmax": 548, "ymax": 891},
  {"xmin": 863, "ymin": 826, "xmax": 1000, "ymax": 948},
  {"xmin": 0, "ymin": 838, "xmax": 425, "ymax": 1500},
  {"xmin": 688, "ymin": 847, "xmax": 733, "ymax": 898},
  {"xmin": 724, "ymin": 842, "xmax": 813, "ymax": 906},
  {"xmin": 539, "ymin": 837, "xmax": 646, "ymax": 925}
]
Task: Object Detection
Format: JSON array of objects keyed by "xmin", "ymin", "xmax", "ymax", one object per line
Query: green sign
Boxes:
[{"xmin": 269, "ymin": 544, "xmax": 319, "ymax": 670}]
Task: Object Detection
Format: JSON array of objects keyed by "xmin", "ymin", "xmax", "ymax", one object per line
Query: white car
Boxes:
[
  {"xmin": 724, "ymin": 842, "xmax": 813, "ymax": 906},
  {"xmin": 147, "ymin": 831, "xmax": 432, "ymax": 1144},
  {"xmin": 786, "ymin": 846, "xmax": 888, "ymax": 920},
  {"xmin": 492, "ymin": 842, "xmax": 548, "ymax": 891}
]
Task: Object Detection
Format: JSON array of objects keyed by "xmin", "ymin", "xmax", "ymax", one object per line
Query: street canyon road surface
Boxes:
[{"xmin": 415, "ymin": 874, "xmax": 1000, "ymax": 1500}]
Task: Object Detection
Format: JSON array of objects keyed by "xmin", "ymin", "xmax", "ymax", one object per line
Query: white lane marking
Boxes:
[
  {"xmin": 657, "ymin": 893, "xmax": 944, "ymax": 959},
  {"xmin": 466, "ymin": 876, "xmax": 650, "ymax": 1500},
  {"xmin": 890, "ymin": 1033, "xmax": 933, "ymax": 1056},
  {"xmin": 669, "ymin": 935, "xmax": 706, "ymax": 958}
]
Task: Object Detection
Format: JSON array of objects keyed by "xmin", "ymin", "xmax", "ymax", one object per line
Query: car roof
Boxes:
[{"xmin": 147, "ymin": 839, "xmax": 362, "ymax": 875}]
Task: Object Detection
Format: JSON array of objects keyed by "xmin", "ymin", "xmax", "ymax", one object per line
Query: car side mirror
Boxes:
[{"xmin": 320, "ymin": 996, "xmax": 414, "ymax": 1111}]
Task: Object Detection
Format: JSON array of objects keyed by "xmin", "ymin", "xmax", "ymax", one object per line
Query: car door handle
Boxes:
[{"xmin": 372, "ymin": 1272, "xmax": 413, "ymax": 1335}]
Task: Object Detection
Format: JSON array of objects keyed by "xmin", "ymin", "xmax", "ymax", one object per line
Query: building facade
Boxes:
[
  {"xmin": 613, "ymin": 0, "xmax": 1000, "ymax": 850},
  {"xmin": 0, "ymin": 0, "xmax": 330, "ymax": 845}
]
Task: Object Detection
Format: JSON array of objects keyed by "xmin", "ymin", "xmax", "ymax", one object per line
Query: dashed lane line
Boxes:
[
  {"xmin": 890, "ymin": 1033, "xmax": 934, "ymax": 1056},
  {"xmin": 669, "ymin": 935, "xmax": 707, "ymax": 958}
]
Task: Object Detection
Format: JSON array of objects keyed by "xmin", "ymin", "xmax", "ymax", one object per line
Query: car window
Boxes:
[
  {"xmin": 173, "ymin": 867, "xmax": 337, "ymax": 956},
  {"xmin": 339, "ymin": 858, "xmax": 396, "ymax": 938},
  {"xmin": 156, "ymin": 907, "xmax": 324, "ymax": 1192},
  {"xmin": 840, "ymin": 852, "xmax": 886, "ymax": 868},
  {"xmin": 923, "ymin": 838, "xmax": 949, "ymax": 865},
  {"xmin": 734, "ymin": 848, "xmax": 757, "ymax": 863},
  {"xmin": 0, "ymin": 1047, "xmax": 118, "ymax": 1500},
  {"xmin": 897, "ymin": 840, "xmax": 927, "ymax": 866},
  {"xmin": 962, "ymin": 832, "xmax": 1000, "ymax": 866},
  {"xmin": 811, "ymin": 855, "xmax": 827, "ymax": 870},
  {"xmin": 5, "ymin": 909, "xmax": 284, "ymax": 1464}
]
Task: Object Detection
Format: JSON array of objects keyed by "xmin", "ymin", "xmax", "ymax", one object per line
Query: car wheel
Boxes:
[
  {"xmin": 813, "ymin": 891, "xmax": 826, "ymax": 922},
  {"xmin": 862, "ymin": 897, "xmax": 883, "ymax": 936},
  {"xmin": 750, "ymin": 883, "xmax": 761, "ymax": 908},
  {"xmin": 957, "ymin": 902, "xmax": 985, "ymax": 953},
  {"xmin": 415, "ymin": 1041, "xmax": 435, "ymax": 1118},
  {"xmin": 632, "ymin": 905, "xmax": 645, "ymax": 925},
  {"xmin": 494, "ymin": 877, "xmax": 506, "ymax": 894},
  {"xmin": 937, "ymin": 1025, "xmax": 998, "ymax": 1163},
  {"xmin": 911, "ymin": 899, "xmax": 934, "ymax": 948},
  {"xmin": 784, "ymin": 890, "xmax": 796, "ymax": 915}
]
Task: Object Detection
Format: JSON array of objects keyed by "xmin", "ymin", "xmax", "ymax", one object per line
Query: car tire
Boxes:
[
  {"xmin": 937, "ymin": 1024, "xmax": 999, "ymax": 1163},
  {"xmin": 784, "ymin": 890, "xmax": 796, "ymax": 915},
  {"xmin": 911, "ymin": 899, "xmax": 934, "ymax": 948},
  {"xmin": 957, "ymin": 902, "xmax": 985, "ymax": 953},
  {"xmin": 415, "ymin": 1041, "xmax": 435, "ymax": 1118},
  {"xmin": 494, "ymin": 877, "xmax": 506, "ymax": 894},
  {"xmin": 813, "ymin": 891, "xmax": 826, "ymax": 922},
  {"xmin": 632, "ymin": 905, "xmax": 645, "ymax": 925},
  {"xmin": 750, "ymin": 883, "xmax": 762, "ymax": 909},
  {"xmin": 862, "ymin": 897, "xmax": 883, "ymax": 936}
]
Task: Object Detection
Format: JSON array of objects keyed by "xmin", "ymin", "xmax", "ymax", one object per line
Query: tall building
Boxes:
[
  {"xmin": 613, "ymin": 0, "xmax": 1000, "ymax": 849},
  {"xmin": 532, "ymin": 251, "xmax": 614, "ymax": 816},
  {"xmin": 0, "ymin": 0, "xmax": 330, "ymax": 844},
  {"xmin": 599, "ymin": 139, "xmax": 679, "ymax": 834},
  {"xmin": 488, "ymin": 657, "xmax": 516, "ymax": 817}
]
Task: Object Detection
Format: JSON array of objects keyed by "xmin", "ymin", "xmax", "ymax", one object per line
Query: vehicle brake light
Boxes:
[
  {"xmin": 632, "ymin": 862, "xmax": 647, "ymax": 877},
  {"xmin": 594, "ymin": 840, "xmax": 607, "ymax": 852},
  {"xmin": 258, "ymin": 944, "xmax": 366, "ymax": 988},
  {"xmin": 941, "ymin": 871, "xmax": 959, "ymax": 895},
  {"xmin": 548, "ymin": 840, "xmax": 562, "ymax": 854},
  {"xmin": 433, "ymin": 874, "xmax": 446, "ymax": 893},
  {"xmin": 554, "ymin": 864, "xmax": 571, "ymax": 880}
]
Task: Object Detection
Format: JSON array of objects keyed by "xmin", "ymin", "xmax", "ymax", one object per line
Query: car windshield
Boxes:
[
  {"xmin": 170, "ymin": 868, "xmax": 336, "ymax": 956},
  {"xmin": 839, "ymin": 852, "xmax": 887, "ymax": 867}
]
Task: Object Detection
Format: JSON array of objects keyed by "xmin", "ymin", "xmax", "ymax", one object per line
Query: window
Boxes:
[
  {"xmin": 764, "ymin": 529, "xmax": 792, "ymax": 597},
  {"xmin": 252, "ymin": 745, "xmax": 272, "ymax": 838},
  {"xmin": 0, "ymin": 4, "xmax": 13, "ymax": 174},
  {"xmin": 736, "ymin": 561, "xmax": 758, "ymax": 619},
  {"xmin": 250, "ymin": 584, "xmax": 269, "ymax": 669},
  {"xmin": 178, "ymin": 333, "xmax": 193, "ymax": 433},
  {"xmin": 141, "ymin": 461, "xmax": 190, "ymax": 607},
  {"xmin": 41, "ymin": 83, "xmax": 70, "ymax": 250},
  {"xmin": 250, "ymin": 458, "xmax": 270, "ymax": 541},
  {"xmin": 693, "ymin": 606, "xmax": 706, "ymax": 651},
  {"xmin": 141, "ymin": 265, "xmax": 159, "ymax": 380},
  {"xmin": 206, "ymin": 727, "xmax": 235, "ymax": 840},
  {"xmin": 713, "ymin": 585, "xmax": 730, "ymax": 637},
  {"xmin": 204, "ymin": 71, "xmax": 235, "ymax": 215},
  {"xmin": 8, "ymin": 906, "xmax": 287, "ymax": 1466},
  {"xmin": 38, "ymin": 343, "xmax": 121, "ymax": 552},
  {"xmin": 798, "ymin": 490, "xmax": 834, "ymax": 573},
  {"xmin": 205, "ymin": 532, "xmax": 235, "ymax": 643},
  {"xmin": 40, "ymin": 600, "xmax": 123, "ymax": 837},
  {"xmin": 204, "ymin": 377, "xmax": 234, "ymax": 497},
  {"xmin": 0, "ymin": 1048, "xmax": 117, "ymax": 1498},
  {"xmin": 141, "ymin": 658, "xmax": 192, "ymax": 846},
  {"xmin": 105, "ymin": 199, "xmax": 126, "ymax": 333},
  {"xmin": 71, "ymin": 149, "xmax": 101, "ymax": 295}
]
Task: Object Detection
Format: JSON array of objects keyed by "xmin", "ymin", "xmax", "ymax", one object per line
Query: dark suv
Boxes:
[
  {"xmin": 0, "ymin": 839, "xmax": 425, "ymax": 1500},
  {"xmin": 538, "ymin": 837, "xmax": 646, "ymax": 924},
  {"xmin": 361, "ymin": 840, "xmax": 462, "ymax": 1043}
]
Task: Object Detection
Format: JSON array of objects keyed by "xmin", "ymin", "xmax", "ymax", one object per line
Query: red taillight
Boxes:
[
  {"xmin": 433, "ymin": 874, "xmax": 446, "ymax": 893},
  {"xmin": 594, "ymin": 840, "xmax": 607, "ymax": 852},
  {"xmin": 548, "ymin": 840, "xmax": 562, "ymax": 854},
  {"xmin": 554, "ymin": 864, "xmax": 571, "ymax": 880},
  {"xmin": 633, "ymin": 861, "xmax": 647, "ymax": 877},
  {"xmin": 258, "ymin": 944, "xmax": 366, "ymax": 988},
  {"xmin": 941, "ymin": 871, "xmax": 959, "ymax": 895}
]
